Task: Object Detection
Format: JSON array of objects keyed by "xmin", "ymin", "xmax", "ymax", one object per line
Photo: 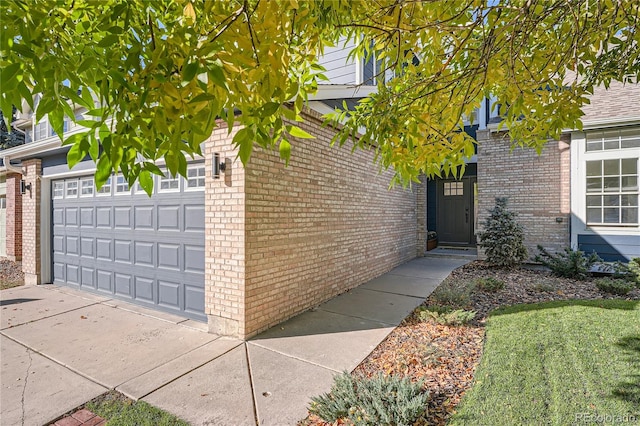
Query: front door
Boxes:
[{"xmin": 437, "ymin": 178, "xmax": 476, "ymax": 245}]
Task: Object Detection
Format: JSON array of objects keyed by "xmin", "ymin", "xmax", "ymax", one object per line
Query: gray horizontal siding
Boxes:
[{"xmin": 577, "ymin": 233, "xmax": 640, "ymax": 262}]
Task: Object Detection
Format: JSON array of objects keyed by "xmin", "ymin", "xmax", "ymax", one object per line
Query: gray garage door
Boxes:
[{"xmin": 51, "ymin": 164, "xmax": 206, "ymax": 321}]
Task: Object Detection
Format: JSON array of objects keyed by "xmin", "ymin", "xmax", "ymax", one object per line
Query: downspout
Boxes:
[{"xmin": 2, "ymin": 155, "xmax": 24, "ymax": 175}]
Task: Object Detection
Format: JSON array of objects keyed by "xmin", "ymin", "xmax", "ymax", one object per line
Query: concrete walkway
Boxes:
[{"xmin": 0, "ymin": 256, "xmax": 469, "ymax": 426}]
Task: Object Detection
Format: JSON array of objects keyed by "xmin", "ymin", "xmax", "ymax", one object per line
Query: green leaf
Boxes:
[
  {"xmin": 95, "ymin": 154, "xmax": 112, "ymax": 189},
  {"xmin": 208, "ymin": 65, "xmax": 227, "ymax": 89},
  {"xmin": 279, "ymin": 139, "xmax": 291, "ymax": 164},
  {"xmin": 260, "ymin": 102, "xmax": 280, "ymax": 117},
  {"xmin": 67, "ymin": 139, "xmax": 88, "ymax": 168},
  {"xmin": 138, "ymin": 170, "xmax": 153, "ymax": 196},
  {"xmin": 287, "ymin": 125, "xmax": 314, "ymax": 139},
  {"xmin": 0, "ymin": 63, "xmax": 21, "ymax": 88},
  {"xmin": 48, "ymin": 108, "xmax": 64, "ymax": 138},
  {"xmin": 183, "ymin": 62, "xmax": 199, "ymax": 82}
]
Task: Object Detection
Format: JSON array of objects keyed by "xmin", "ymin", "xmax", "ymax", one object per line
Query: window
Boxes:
[
  {"xmin": 586, "ymin": 158, "xmax": 638, "ymax": 224},
  {"xmin": 586, "ymin": 129, "xmax": 640, "ymax": 152},
  {"xmin": 186, "ymin": 165, "xmax": 205, "ymax": 189},
  {"xmin": 115, "ymin": 174, "xmax": 129, "ymax": 193},
  {"xmin": 159, "ymin": 170, "xmax": 180, "ymax": 192},
  {"xmin": 53, "ymin": 181, "xmax": 65, "ymax": 199},
  {"xmin": 97, "ymin": 176, "xmax": 112, "ymax": 196},
  {"xmin": 65, "ymin": 180, "xmax": 78, "ymax": 197},
  {"xmin": 0, "ymin": 197, "xmax": 6, "ymax": 209},
  {"xmin": 80, "ymin": 178, "xmax": 94, "ymax": 197},
  {"xmin": 34, "ymin": 121, "xmax": 48, "ymax": 141},
  {"xmin": 444, "ymin": 181, "xmax": 464, "ymax": 196}
]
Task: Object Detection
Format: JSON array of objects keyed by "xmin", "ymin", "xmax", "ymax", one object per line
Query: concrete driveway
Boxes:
[{"xmin": 1, "ymin": 255, "xmax": 470, "ymax": 425}]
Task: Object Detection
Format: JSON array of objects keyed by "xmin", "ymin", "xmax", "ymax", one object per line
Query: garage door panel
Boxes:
[
  {"xmin": 134, "ymin": 242, "xmax": 154, "ymax": 266},
  {"xmin": 65, "ymin": 207, "xmax": 78, "ymax": 226},
  {"xmin": 184, "ymin": 245, "xmax": 205, "ymax": 273},
  {"xmin": 96, "ymin": 270, "xmax": 113, "ymax": 293},
  {"xmin": 134, "ymin": 206, "xmax": 154, "ymax": 229},
  {"xmin": 184, "ymin": 205, "xmax": 205, "ymax": 231},
  {"xmin": 158, "ymin": 205, "xmax": 180, "ymax": 230},
  {"xmin": 158, "ymin": 280, "xmax": 180, "ymax": 309},
  {"xmin": 52, "ymin": 172, "xmax": 205, "ymax": 321},
  {"xmin": 114, "ymin": 206, "xmax": 132, "ymax": 229},
  {"xmin": 96, "ymin": 207, "xmax": 112, "ymax": 228},
  {"xmin": 66, "ymin": 236, "xmax": 79, "ymax": 255},
  {"xmin": 81, "ymin": 267, "xmax": 95, "ymax": 289},
  {"xmin": 53, "ymin": 208, "xmax": 64, "ymax": 225},
  {"xmin": 80, "ymin": 207, "xmax": 94, "ymax": 226},
  {"xmin": 96, "ymin": 239, "xmax": 112, "ymax": 261},
  {"xmin": 115, "ymin": 240, "xmax": 132, "ymax": 263},
  {"xmin": 134, "ymin": 277, "xmax": 155, "ymax": 303}
]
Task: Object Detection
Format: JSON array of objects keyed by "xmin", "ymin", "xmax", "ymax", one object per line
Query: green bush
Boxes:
[
  {"xmin": 417, "ymin": 306, "xmax": 476, "ymax": 326},
  {"xmin": 476, "ymin": 277, "xmax": 505, "ymax": 292},
  {"xmin": 595, "ymin": 278, "xmax": 635, "ymax": 295},
  {"xmin": 430, "ymin": 279, "xmax": 475, "ymax": 308},
  {"xmin": 534, "ymin": 246, "xmax": 601, "ymax": 280},
  {"xmin": 477, "ymin": 197, "xmax": 528, "ymax": 267},
  {"xmin": 628, "ymin": 258, "xmax": 640, "ymax": 286},
  {"xmin": 309, "ymin": 372, "xmax": 428, "ymax": 426},
  {"xmin": 532, "ymin": 281, "xmax": 556, "ymax": 293}
]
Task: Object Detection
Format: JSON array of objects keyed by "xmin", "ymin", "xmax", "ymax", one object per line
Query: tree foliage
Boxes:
[{"xmin": 1, "ymin": 1, "xmax": 639, "ymax": 189}]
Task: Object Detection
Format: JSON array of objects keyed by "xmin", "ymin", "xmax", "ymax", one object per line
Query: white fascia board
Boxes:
[
  {"xmin": 310, "ymin": 85, "xmax": 377, "ymax": 100},
  {"xmin": 574, "ymin": 116, "xmax": 640, "ymax": 131},
  {"xmin": 307, "ymin": 101, "xmax": 367, "ymax": 138}
]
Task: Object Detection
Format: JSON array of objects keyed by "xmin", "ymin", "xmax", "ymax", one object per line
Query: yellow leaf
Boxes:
[{"xmin": 183, "ymin": 2, "xmax": 196, "ymax": 24}]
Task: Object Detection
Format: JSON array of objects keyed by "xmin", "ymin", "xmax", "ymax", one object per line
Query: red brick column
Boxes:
[
  {"xmin": 21, "ymin": 159, "xmax": 41, "ymax": 285},
  {"xmin": 6, "ymin": 172, "xmax": 22, "ymax": 261}
]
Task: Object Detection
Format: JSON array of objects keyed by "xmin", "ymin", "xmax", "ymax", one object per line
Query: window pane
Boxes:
[
  {"xmin": 586, "ymin": 141, "xmax": 602, "ymax": 152},
  {"xmin": 586, "ymin": 208, "xmax": 602, "ymax": 223},
  {"xmin": 603, "ymin": 195, "xmax": 619, "ymax": 206},
  {"xmin": 586, "ymin": 161, "xmax": 601, "ymax": 177},
  {"xmin": 621, "ymin": 208, "xmax": 638, "ymax": 224},
  {"xmin": 603, "ymin": 139, "xmax": 619, "ymax": 150},
  {"xmin": 603, "ymin": 159, "xmax": 619, "ymax": 176},
  {"xmin": 621, "ymin": 158, "xmax": 637, "ymax": 175},
  {"xmin": 586, "ymin": 178, "xmax": 601, "ymax": 192},
  {"xmin": 621, "ymin": 137, "xmax": 640, "ymax": 149},
  {"xmin": 621, "ymin": 194, "xmax": 638, "ymax": 207},
  {"xmin": 622, "ymin": 176, "xmax": 638, "ymax": 191},
  {"xmin": 603, "ymin": 208, "xmax": 619, "ymax": 223},
  {"xmin": 586, "ymin": 195, "xmax": 601, "ymax": 207},
  {"xmin": 603, "ymin": 177, "xmax": 620, "ymax": 191}
]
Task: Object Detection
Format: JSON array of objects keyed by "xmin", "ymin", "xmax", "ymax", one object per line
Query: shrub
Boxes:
[
  {"xmin": 477, "ymin": 197, "xmax": 527, "ymax": 267},
  {"xmin": 476, "ymin": 277, "xmax": 505, "ymax": 292},
  {"xmin": 629, "ymin": 258, "xmax": 640, "ymax": 286},
  {"xmin": 430, "ymin": 279, "xmax": 475, "ymax": 308},
  {"xmin": 532, "ymin": 281, "xmax": 556, "ymax": 293},
  {"xmin": 417, "ymin": 306, "xmax": 476, "ymax": 326},
  {"xmin": 534, "ymin": 246, "xmax": 601, "ymax": 280},
  {"xmin": 595, "ymin": 278, "xmax": 635, "ymax": 295},
  {"xmin": 309, "ymin": 372, "xmax": 428, "ymax": 426}
]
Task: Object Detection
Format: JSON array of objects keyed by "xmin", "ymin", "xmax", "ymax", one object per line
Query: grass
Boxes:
[
  {"xmin": 86, "ymin": 391, "xmax": 189, "ymax": 426},
  {"xmin": 449, "ymin": 299, "xmax": 640, "ymax": 425}
]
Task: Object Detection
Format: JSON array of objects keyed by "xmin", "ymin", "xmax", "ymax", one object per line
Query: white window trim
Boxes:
[
  {"xmin": 114, "ymin": 174, "xmax": 131, "ymax": 195},
  {"xmin": 158, "ymin": 170, "xmax": 181, "ymax": 193},
  {"xmin": 96, "ymin": 176, "xmax": 113, "ymax": 197},
  {"xmin": 79, "ymin": 177, "xmax": 95, "ymax": 197},
  {"xmin": 65, "ymin": 179, "xmax": 79, "ymax": 198},
  {"xmin": 185, "ymin": 164, "xmax": 206, "ymax": 192},
  {"xmin": 570, "ymin": 130, "xmax": 640, "ymax": 249},
  {"xmin": 52, "ymin": 181, "xmax": 65, "ymax": 199}
]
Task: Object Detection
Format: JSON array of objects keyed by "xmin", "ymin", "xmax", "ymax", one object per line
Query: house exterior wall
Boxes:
[
  {"xmin": 476, "ymin": 130, "xmax": 571, "ymax": 258},
  {"xmin": 21, "ymin": 159, "xmax": 41, "ymax": 284},
  {"xmin": 205, "ymin": 109, "xmax": 421, "ymax": 339},
  {"xmin": 5, "ymin": 173, "xmax": 22, "ymax": 260}
]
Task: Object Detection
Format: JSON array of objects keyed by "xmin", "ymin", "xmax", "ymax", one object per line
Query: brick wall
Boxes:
[
  {"xmin": 476, "ymin": 130, "xmax": 571, "ymax": 258},
  {"xmin": 6, "ymin": 173, "xmax": 22, "ymax": 260},
  {"xmin": 205, "ymin": 109, "xmax": 421, "ymax": 339},
  {"xmin": 21, "ymin": 159, "xmax": 41, "ymax": 285}
]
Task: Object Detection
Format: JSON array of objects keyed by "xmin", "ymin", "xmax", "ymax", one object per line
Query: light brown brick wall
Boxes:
[
  {"xmin": 6, "ymin": 173, "xmax": 22, "ymax": 260},
  {"xmin": 476, "ymin": 130, "xmax": 570, "ymax": 258},
  {"xmin": 21, "ymin": 159, "xmax": 41, "ymax": 284},
  {"xmin": 205, "ymin": 109, "xmax": 421, "ymax": 338}
]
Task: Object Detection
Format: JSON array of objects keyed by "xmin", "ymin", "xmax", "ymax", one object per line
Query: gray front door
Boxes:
[
  {"xmin": 51, "ymin": 165, "xmax": 206, "ymax": 321},
  {"xmin": 437, "ymin": 178, "xmax": 476, "ymax": 245}
]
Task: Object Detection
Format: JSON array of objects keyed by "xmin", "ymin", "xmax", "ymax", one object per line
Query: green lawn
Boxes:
[
  {"xmin": 450, "ymin": 300, "xmax": 640, "ymax": 426},
  {"xmin": 86, "ymin": 391, "xmax": 188, "ymax": 426}
]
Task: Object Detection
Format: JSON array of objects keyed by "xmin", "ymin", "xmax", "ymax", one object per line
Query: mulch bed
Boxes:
[
  {"xmin": 0, "ymin": 258, "xmax": 24, "ymax": 290},
  {"xmin": 302, "ymin": 261, "xmax": 640, "ymax": 426}
]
